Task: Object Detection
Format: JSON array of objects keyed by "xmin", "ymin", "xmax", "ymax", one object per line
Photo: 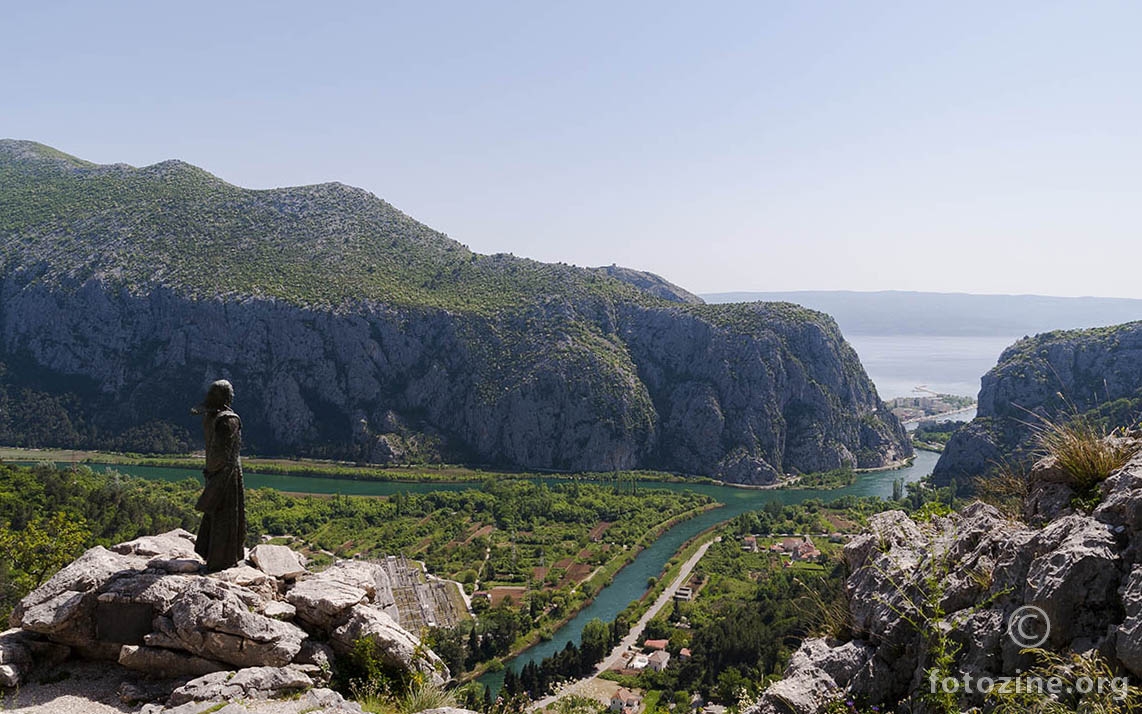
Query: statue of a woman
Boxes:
[{"xmin": 191, "ymin": 380, "xmax": 246, "ymax": 572}]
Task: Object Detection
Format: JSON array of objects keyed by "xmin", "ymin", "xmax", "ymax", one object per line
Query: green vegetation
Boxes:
[
  {"xmin": 974, "ymin": 411, "xmax": 1137, "ymax": 516},
  {"xmin": 787, "ymin": 467, "xmax": 856, "ymax": 490},
  {"xmin": 0, "ymin": 141, "xmax": 662, "ymax": 313},
  {"xmin": 334, "ymin": 636, "xmax": 457, "ymax": 714},
  {"xmin": 0, "ymin": 461, "xmax": 200, "ymax": 619},
  {"xmin": 0, "ymin": 460, "xmax": 711, "ymax": 675},
  {"xmin": 0, "ymin": 446, "xmax": 717, "ymax": 486},
  {"xmin": 597, "ymin": 533, "xmax": 849, "ymax": 705},
  {"xmin": 911, "ymin": 421, "xmax": 963, "ymax": 451},
  {"xmin": 987, "ymin": 649, "xmax": 1141, "ymax": 713},
  {"xmin": 586, "ymin": 484, "xmax": 960, "ymax": 708}
]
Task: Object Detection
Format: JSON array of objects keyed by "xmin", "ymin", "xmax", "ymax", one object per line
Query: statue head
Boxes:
[{"xmin": 192, "ymin": 379, "xmax": 234, "ymax": 414}]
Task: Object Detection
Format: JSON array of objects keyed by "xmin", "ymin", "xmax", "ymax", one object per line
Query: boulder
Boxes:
[
  {"xmin": 315, "ymin": 559, "xmax": 397, "ymax": 609},
  {"xmin": 288, "ymin": 578, "xmax": 368, "ymax": 629},
  {"xmin": 119, "ymin": 644, "xmax": 229, "ymax": 678},
  {"xmin": 744, "ymin": 638, "xmax": 869, "ymax": 714},
  {"xmin": 113, "ymin": 529, "xmax": 200, "ymax": 559},
  {"xmin": 263, "ymin": 600, "xmax": 297, "ymax": 620},
  {"xmin": 1022, "ymin": 515, "xmax": 1121, "ymax": 647},
  {"xmin": 331, "ymin": 604, "xmax": 448, "ymax": 684},
  {"xmin": 168, "ymin": 666, "xmax": 313, "ymax": 705},
  {"xmin": 5, "ymin": 530, "xmax": 452, "ymax": 699},
  {"xmin": 249, "ymin": 544, "xmax": 307, "ymax": 580},
  {"xmin": 169, "ymin": 584, "xmax": 307, "ymax": 667},
  {"xmin": 210, "ymin": 564, "xmax": 270, "ymax": 588}
]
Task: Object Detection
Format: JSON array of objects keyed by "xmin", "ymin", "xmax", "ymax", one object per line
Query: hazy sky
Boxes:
[{"xmin": 4, "ymin": 2, "xmax": 1141, "ymax": 298}]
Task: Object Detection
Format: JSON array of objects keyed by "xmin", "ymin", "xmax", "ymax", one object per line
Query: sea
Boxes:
[{"xmin": 846, "ymin": 334, "xmax": 1020, "ymax": 401}]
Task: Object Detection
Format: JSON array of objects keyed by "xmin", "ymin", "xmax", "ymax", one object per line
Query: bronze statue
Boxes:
[{"xmin": 191, "ymin": 379, "xmax": 246, "ymax": 572}]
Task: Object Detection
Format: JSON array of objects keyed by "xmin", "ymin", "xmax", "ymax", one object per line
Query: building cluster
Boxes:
[
  {"xmin": 612, "ymin": 637, "xmax": 686, "ymax": 676},
  {"xmin": 739, "ymin": 534, "xmax": 824, "ymax": 563}
]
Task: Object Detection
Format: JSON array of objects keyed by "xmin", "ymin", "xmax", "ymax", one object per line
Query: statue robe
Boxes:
[{"xmin": 194, "ymin": 408, "xmax": 246, "ymax": 571}]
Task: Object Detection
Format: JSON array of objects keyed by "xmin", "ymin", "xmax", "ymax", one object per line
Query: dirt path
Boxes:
[{"xmin": 529, "ymin": 537, "xmax": 718, "ymax": 711}]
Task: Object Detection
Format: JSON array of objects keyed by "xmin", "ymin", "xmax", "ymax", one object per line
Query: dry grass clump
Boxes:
[
  {"xmin": 1031, "ymin": 417, "xmax": 1133, "ymax": 491},
  {"xmin": 973, "ymin": 460, "xmax": 1032, "ymax": 518}
]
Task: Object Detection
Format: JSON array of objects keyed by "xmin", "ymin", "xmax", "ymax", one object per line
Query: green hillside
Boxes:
[{"xmin": 0, "ymin": 140, "xmax": 653, "ymax": 312}]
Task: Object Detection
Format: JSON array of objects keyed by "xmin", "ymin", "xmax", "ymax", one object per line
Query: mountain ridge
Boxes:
[{"xmin": 0, "ymin": 141, "xmax": 910, "ymax": 481}]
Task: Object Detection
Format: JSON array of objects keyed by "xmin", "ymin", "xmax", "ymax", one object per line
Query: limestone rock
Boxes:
[
  {"xmin": 9, "ymin": 545, "xmax": 146, "ymax": 632},
  {"xmin": 6, "ymin": 529, "xmax": 450, "ymax": 697},
  {"xmin": 263, "ymin": 600, "xmax": 297, "ymax": 620},
  {"xmin": 744, "ymin": 638, "xmax": 869, "ymax": 714},
  {"xmin": 140, "ymin": 701, "xmax": 230, "ymax": 714},
  {"xmin": 113, "ymin": 529, "xmax": 200, "ymax": 559},
  {"xmin": 1022, "ymin": 515, "xmax": 1121, "ymax": 647},
  {"xmin": 316, "ymin": 560, "xmax": 396, "ymax": 607},
  {"xmin": 1116, "ymin": 566, "xmax": 1142, "ymax": 676},
  {"xmin": 169, "ymin": 585, "xmax": 307, "ymax": 667},
  {"xmin": 331, "ymin": 604, "xmax": 448, "ymax": 684},
  {"xmin": 250, "ymin": 544, "xmax": 307, "ymax": 580},
  {"xmin": 119, "ymin": 644, "xmax": 229, "ymax": 678},
  {"xmin": 168, "ymin": 666, "xmax": 314, "ymax": 705},
  {"xmin": 210, "ymin": 564, "xmax": 270, "ymax": 588},
  {"xmin": 288, "ymin": 578, "xmax": 368, "ymax": 629}
]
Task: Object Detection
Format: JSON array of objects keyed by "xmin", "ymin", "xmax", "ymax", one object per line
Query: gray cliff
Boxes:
[{"xmin": 934, "ymin": 321, "xmax": 1142, "ymax": 486}]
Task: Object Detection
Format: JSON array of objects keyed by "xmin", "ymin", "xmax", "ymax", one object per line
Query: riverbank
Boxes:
[
  {"xmin": 529, "ymin": 534, "xmax": 720, "ymax": 710},
  {"xmin": 460, "ymin": 501, "xmax": 722, "ymax": 683},
  {"xmin": 0, "ymin": 446, "xmax": 718, "ymax": 486},
  {"xmin": 0, "ymin": 445, "xmax": 911, "ymax": 492}
]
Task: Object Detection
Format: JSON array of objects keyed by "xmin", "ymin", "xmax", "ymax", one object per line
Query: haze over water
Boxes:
[{"xmin": 847, "ymin": 334, "xmax": 1018, "ymax": 400}]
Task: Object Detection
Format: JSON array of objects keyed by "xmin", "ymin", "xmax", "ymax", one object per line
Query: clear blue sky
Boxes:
[{"xmin": 5, "ymin": 1, "xmax": 1141, "ymax": 298}]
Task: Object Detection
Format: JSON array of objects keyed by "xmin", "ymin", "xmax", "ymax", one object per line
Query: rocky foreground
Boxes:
[
  {"xmin": 749, "ymin": 439, "xmax": 1142, "ymax": 713},
  {"xmin": 0, "ymin": 531, "xmax": 448, "ymax": 712}
]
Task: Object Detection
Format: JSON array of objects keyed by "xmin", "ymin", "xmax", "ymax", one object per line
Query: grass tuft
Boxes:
[{"xmin": 1031, "ymin": 416, "xmax": 1133, "ymax": 491}]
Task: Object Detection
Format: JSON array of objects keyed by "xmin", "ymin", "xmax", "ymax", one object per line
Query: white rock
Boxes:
[{"xmin": 249, "ymin": 545, "xmax": 307, "ymax": 580}]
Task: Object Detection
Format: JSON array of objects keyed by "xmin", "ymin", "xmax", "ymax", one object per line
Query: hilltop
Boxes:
[{"xmin": 0, "ymin": 141, "xmax": 909, "ymax": 481}]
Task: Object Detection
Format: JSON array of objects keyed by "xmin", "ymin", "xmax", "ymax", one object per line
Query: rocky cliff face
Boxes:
[
  {"xmin": 748, "ymin": 440, "xmax": 1142, "ymax": 713},
  {"xmin": 0, "ymin": 140, "xmax": 909, "ymax": 482},
  {"xmin": 934, "ymin": 321, "xmax": 1142, "ymax": 486}
]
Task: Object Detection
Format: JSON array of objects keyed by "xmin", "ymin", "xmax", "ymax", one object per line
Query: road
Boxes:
[{"xmin": 529, "ymin": 536, "xmax": 719, "ymax": 711}]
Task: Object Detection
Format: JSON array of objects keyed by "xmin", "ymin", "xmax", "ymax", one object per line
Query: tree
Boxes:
[
  {"xmin": 580, "ymin": 618, "xmax": 610, "ymax": 669},
  {"xmin": 0, "ymin": 511, "xmax": 90, "ymax": 592}
]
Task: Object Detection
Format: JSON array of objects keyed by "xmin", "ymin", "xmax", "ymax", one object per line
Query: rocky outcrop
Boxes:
[
  {"xmin": 934, "ymin": 321, "xmax": 1142, "ymax": 486},
  {"xmin": 747, "ymin": 444, "xmax": 1142, "ymax": 713},
  {"xmin": 0, "ymin": 140, "xmax": 909, "ymax": 484},
  {"xmin": 591, "ymin": 265, "xmax": 705, "ymax": 304},
  {"xmin": 2, "ymin": 529, "xmax": 449, "ymax": 707}
]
